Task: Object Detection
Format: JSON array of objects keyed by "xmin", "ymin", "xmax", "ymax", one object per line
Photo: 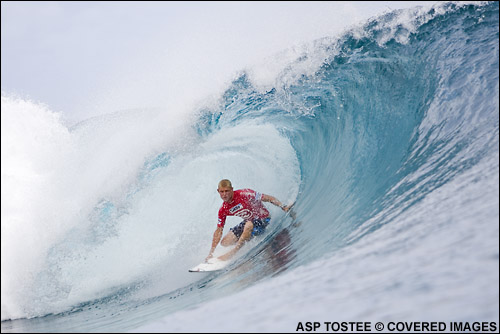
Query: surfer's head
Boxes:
[
  {"xmin": 218, "ymin": 179, "xmax": 234, "ymax": 203},
  {"xmin": 218, "ymin": 179, "xmax": 232, "ymax": 189}
]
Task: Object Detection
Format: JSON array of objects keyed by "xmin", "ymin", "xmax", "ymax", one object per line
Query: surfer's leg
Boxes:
[
  {"xmin": 221, "ymin": 231, "xmax": 238, "ymax": 246},
  {"xmin": 235, "ymin": 220, "xmax": 254, "ymax": 247},
  {"xmin": 218, "ymin": 220, "xmax": 254, "ymax": 261},
  {"xmin": 222, "ymin": 220, "xmax": 249, "ymax": 246}
]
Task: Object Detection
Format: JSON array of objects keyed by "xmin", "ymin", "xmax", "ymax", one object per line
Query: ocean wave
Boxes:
[{"xmin": 1, "ymin": 2, "xmax": 498, "ymax": 331}]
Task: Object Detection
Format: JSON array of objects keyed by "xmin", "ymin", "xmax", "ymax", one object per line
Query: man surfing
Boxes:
[{"xmin": 206, "ymin": 179, "xmax": 294, "ymax": 262}]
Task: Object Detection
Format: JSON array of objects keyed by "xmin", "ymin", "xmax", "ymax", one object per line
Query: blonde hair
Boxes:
[{"xmin": 218, "ymin": 179, "xmax": 233, "ymax": 189}]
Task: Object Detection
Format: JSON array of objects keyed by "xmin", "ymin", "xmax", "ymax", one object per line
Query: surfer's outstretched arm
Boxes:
[{"xmin": 262, "ymin": 194, "xmax": 294, "ymax": 212}]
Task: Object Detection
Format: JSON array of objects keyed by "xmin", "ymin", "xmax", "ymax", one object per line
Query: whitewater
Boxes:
[{"xmin": 1, "ymin": 2, "xmax": 498, "ymax": 332}]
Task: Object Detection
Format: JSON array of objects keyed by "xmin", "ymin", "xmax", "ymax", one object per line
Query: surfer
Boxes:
[{"xmin": 206, "ymin": 179, "xmax": 294, "ymax": 262}]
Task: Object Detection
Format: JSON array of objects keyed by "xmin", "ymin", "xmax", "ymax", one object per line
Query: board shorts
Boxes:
[{"xmin": 230, "ymin": 217, "xmax": 271, "ymax": 239}]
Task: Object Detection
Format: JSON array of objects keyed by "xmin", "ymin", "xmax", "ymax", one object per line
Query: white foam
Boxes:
[
  {"xmin": 1, "ymin": 93, "xmax": 300, "ymax": 320},
  {"xmin": 1, "ymin": 96, "xmax": 194, "ymax": 319}
]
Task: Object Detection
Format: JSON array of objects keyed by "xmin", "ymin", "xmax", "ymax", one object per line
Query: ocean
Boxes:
[{"xmin": 1, "ymin": 2, "xmax": 498, "ymax": 332}]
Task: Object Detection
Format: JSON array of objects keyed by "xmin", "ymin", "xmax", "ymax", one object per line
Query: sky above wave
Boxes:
[{"xmin": 1, "ymin": 1, "xmax": 438, "ymax": 125}]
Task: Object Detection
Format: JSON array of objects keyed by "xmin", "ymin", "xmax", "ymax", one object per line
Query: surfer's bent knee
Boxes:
[{"xmin": 221, "ymin": 231, "xmax": 238, "ymax": 246}]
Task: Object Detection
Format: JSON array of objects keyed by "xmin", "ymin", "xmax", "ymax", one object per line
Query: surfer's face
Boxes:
[{"xmin": 218, "ymin": 187, "xmax": 233, "ymax": 203}]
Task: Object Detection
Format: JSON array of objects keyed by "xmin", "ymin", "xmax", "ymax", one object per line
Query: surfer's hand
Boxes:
[
  {"xmin": 281, "ymin": 202, "xmax": 295, "ymax": 212},
  {"xmin": 282, "ymin": 203, "xmax": 296, "ymax": 219},
  {"xmin": 205, "ymin": 254, "xmax": 213, "ymax": 263},
  {"xmin": 283, "ymin": 204, "xmax": 297, "ymax": 220}
]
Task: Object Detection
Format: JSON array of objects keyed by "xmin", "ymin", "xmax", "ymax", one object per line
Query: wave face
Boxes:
[{"xmin": 1, "ymin": 2, "xmax": 498, "ymax": 332}]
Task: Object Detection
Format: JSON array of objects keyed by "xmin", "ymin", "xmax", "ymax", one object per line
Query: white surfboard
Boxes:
[{"xmin": 189, "ymin": 258, "xmax": 229, "ymax": 272}]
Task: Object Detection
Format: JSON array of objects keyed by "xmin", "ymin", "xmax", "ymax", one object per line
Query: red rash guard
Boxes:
[{"xmin": 217, "ymin": 189, "xmax": 270, "ymax": 228}]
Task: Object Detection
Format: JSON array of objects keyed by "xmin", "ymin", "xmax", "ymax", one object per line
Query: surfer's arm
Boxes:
[
  {"xmin": 206, "ymin": 226, "xmax": 223, "ymax": 261},
  {"xmin": 261, "ymin": 194, "xmax": 292, "ymax": 212},
  {"xmin": 262, "ymin": 194, "xmax": 296, "ymax": 220}
]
